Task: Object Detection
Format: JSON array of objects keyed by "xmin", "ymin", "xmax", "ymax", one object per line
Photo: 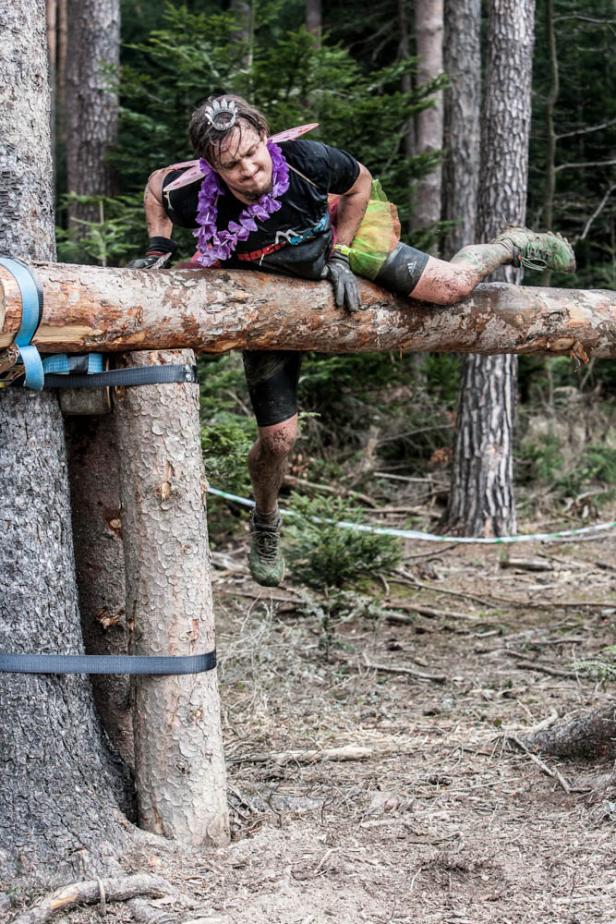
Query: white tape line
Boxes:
[{"xmin": 207, "ymin": 486, "xmax": 616, "ymax": 545}]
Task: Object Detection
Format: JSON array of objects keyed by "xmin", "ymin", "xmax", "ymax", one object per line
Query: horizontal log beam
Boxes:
[{"xmin": 1, "ymin": 261, "xmax": 615, "ymax": 358}]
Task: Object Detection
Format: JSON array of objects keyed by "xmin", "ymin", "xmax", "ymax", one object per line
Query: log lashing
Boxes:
[{"xmin": 1, "ymin": 261, "xmax": 615, "ymax": 359}]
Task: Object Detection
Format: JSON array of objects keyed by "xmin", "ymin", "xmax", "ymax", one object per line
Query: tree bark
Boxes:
[
  {"xmin": 442, "ymin": 0, "xmax": 481, "ymax": 258},
  {"xmin": 525, "ymin": 703, "xmax": 616, "ymax": 761},
  {"xmin": 398, "ymin": 0, "xmax": 416, "ymax": 232},
  {"xmin": 65, "ymin": 415, "xmax": 134, "ymax": 767},
  {"xmin": 1, "ymin": 263, "xmax": 614, "ymax": 358},
  {"xmin": 412, "ymin": 0, "xmax": 444, "ymax": 247},
  {"xmin": 230, "ymin": 0, "xmax": 254, "ymax": 71},
  {"xmin": 65, "ymin": 0, "xmax": 120, "ymax": 226},
  {"xmin": 0, "ymin": 0, "xmax": 131, "ymax": 886},
  {"xmin": 46, "ymin": 0, "xmax": 57, "ymax": 73},
  {"xmin": 114, "ymin": 350, "xmax": 229, "ymax": 846},
  {"xmin": 445, "ymin": 0, "xmax": 536, "ymax": 537},
  {"xmin": 58, "ymin": 0, "xmax": 67, "ymax": 114},
  {"xmin": 306, "ymin": 0, "xmax": 322, "ymax": 45},
  {"xmin": 62, "ymin": 0, "xmax": 128, "ymax": 757},
  {"xmin": 540, "ymin": 0, "xmax": 559, "ymax": 287}
]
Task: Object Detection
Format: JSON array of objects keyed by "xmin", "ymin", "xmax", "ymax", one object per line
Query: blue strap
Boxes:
[
  {"xmin": 17, "ymin": 345, "xmax": 45, "ymax": 391},
  {"xmin": 0, "ymin": 650, "xmax": 217, "ymax": 676},
  {"xmin": 43, "ymin": 353, "xmax": 105, "ymax": 375},
  {"xmin": 0, "ymin": 257, "xmax": 44, "ymax": 390}
]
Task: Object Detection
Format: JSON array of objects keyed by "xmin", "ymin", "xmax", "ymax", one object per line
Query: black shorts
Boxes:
[
  {"xmin": 242, "ymin": 351, "xmax": 302, "ymax": 428},
  {"xmin": 374, "ymin": 242, "xmax": 430, "ymax": 296}
]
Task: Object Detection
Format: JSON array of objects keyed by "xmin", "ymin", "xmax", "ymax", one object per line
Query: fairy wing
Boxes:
[
  {"xmin": 269, "ymin": 123, "xmax": 319, "ymax": 143},
  {"xmin": 164, "ymin": 162, "xmax": 204, "ymax": 192},
  {"xmin": 162, "ymin": 124, "xmax": 320, "ymax": 193}
]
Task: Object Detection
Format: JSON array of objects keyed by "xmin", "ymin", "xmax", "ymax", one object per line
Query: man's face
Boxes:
[{"xmin": 214, "ymin": 124, "xmax": 272, "ymax": 202}]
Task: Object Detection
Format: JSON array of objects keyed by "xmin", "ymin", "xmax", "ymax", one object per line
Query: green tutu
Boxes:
[{"xmin": 331, "ymin": 180, "xmax": 401, "ymax": 280}]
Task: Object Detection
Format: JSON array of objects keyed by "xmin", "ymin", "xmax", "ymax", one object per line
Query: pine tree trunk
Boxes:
[
  {"xmin": 306, "ymin": 0, "xmax": 322, "ymax": 44},
  {"xmin": 62, "ymin": 0, "xmax": 129, "ymax": 759},
  {"xmin": 46, "ymin": 0, "xmax": 57, "ymax": 73},
  {"xmin": 65, "ymin": 415, "xmax": 134, "ymax": 767},
  {"xmin": 445, "ymin": 0, "xmax": 536, "ymax": 537},
  {"xmin": 412, "ymin": 0, "xmax": 444, "ymax": 247},
  {"xmin": 398, "ymin": 0, "xmax": 416, "ymax": 231},
  {"xmin": 65, "ymin": 0, "xmax": 120, "ymax": 226},
  {"xmin": 442, "ymin": 0, "xmax": 481, "ymax": 258},
  {"xmin": 230, "ymin": 0, "xmax": 254, "ymax": 70},
  {"xmin": 114, "ymin": 350, "xmax": 230, "ymax": 846},
  {"xmin": 0, "ymin": 0, "xmax": 131, "ymax": 887}
]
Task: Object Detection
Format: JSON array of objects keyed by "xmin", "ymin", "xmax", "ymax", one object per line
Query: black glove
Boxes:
[
  {"xmin": 324, "ymin": 249, "xmax": 361, "ymax": 313},
  {"xmin": 127, "ymin": 236, "xmax": 178, "ymax": 270}
]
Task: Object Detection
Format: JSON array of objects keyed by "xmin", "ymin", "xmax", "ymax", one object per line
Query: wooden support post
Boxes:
[
  {"xmin": 1, "ymin": 262, "xmax": 616, "ymax": 358},
  {"xmin": 113, "ymin": 349, "xmax": 229, "ymax": 847}
]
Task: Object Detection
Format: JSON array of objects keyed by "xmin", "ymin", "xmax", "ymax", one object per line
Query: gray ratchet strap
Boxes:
[
  {"xmin": 44, "ymin": 363, "xmax": 198, "ymax": 389},
  {"xmin": 0, "ymin": 650, "xmax": 216, "ymax": 675}
]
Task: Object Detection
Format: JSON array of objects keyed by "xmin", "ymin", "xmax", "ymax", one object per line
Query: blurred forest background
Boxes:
[{"xmin": 51, "ymin": 0, "xmax": 616, "ymax": 559}]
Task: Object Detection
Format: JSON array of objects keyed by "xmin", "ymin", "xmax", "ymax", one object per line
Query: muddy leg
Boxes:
[
  {"xmin": 248, "ymin": 416, "xmax": 298, "ymax": 515},
  {"xmin": 409, "ymin": 242, "xmax": 514, "ymax": 305}
]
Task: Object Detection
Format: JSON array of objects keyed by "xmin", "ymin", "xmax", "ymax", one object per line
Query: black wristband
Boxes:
[{"xmin": 147, "ymin": 236, "xmax": 178, "ymax": 255}]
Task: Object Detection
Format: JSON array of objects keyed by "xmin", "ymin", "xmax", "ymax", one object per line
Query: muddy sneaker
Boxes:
[
  {"xmin": 494, "ymin": 226, "xmax": 576, "ymax": 274},
  {"xmin": 249, "ymin": 510, "xmax": 285, "ymax": 587}
]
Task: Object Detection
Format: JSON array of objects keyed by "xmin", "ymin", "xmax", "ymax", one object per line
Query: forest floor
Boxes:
[{"xmin": 18, "ymin": 501, "xmax": 616, "ymax": 924}]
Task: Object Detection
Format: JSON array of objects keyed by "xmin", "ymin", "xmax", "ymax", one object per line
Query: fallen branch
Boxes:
[
  {"xmin": 499, "ymin": 557, "xmax": 556, "ymax": 572},
  {"xmin": 393, "ymin": 573, "xmax": 612, "ymax": 612},
  {"xmin": 284, "ymin": 475, "xmax": 378, "ymax": 508},
  {"xmin": 391, "ymin": 574, "xmax": 498, "ymax": 610},
  {"xmin": 228, "ymin": 742, "xmax": 417, "ymax": 766},
  {"xmin": 383, "ymin": 600, "xmax": 480, "ymax": 621},
  {"xmin": 362, "ymin": 653, "xmax": 447, "ymax": 683},
  {"xmin": 384, "ymin": 611, "xmax": 436, "ymax": 631},
  {"xmin": 11, "ymin": 875, "xmax": 172, "ymax": 924},
  {"xmin": 504, "ymin": 734, "xmax": 572, "ymax": 794},
  {"xmin": 504, "ymin": 651, "xmax": 580, "ymax": 679}
]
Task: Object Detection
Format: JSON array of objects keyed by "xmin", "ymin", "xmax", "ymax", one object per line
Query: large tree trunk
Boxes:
[
  {"xmin": 0, "ymin": 0, "xmax": 131, "ymax": 887},
  {"xmin": 230, "ymin": 0, "xmax": 254, "ymax": 71},
  {"xmin": 445, "ymin": 0, "xmax": 536, "ymax": 537},
  {"xmin": 62, "ymin": 0, "xmax": 129, "ymax": 760},
  {"xmin": 412, "ymin": 0, "xmax": 444, "ymax": 248},
  {"xmin": 306, "ymin": 0, "xmax": 322, "ymax": 45},
  {"xmin": 65, "ymin": 415, "xmax": 134, "ymax": 767},
  {"xmin": 65, "ymin": 0, "xmax": 120, "ymax": 227},
  {"xmin": 1, "ymin": 263, "xmax": 614, "ymax": 357},
  {"xmin": 114, "ymin": 350, "xmax": 229, "ymax": 845},
  {"xmin": 398, "ymin": 0, "xmax": 416, "ymax": 232},
  {"xmin": 442, "ymin": 0, "xmax": 481, "ymax": 258}
]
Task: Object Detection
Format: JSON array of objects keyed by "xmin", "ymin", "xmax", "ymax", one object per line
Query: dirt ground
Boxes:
[{"xmin": 10, "ymin": 504, "xmax": 616, "ymax": 924}]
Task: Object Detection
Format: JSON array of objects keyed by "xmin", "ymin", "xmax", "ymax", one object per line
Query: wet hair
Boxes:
[{"xmin": 189, "ymin": 94, "xmax": 269, "ymax": 167}]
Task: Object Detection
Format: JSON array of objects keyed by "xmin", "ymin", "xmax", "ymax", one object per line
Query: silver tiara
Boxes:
[{"xmin": 204, "ymin": 98, "xmax": 239, "ymax": 131}]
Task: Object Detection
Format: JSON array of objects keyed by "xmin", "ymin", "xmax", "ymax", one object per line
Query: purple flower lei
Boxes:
[{"xmin": 194, "ymin": 142, "xmax": 290, "ymax": 266}]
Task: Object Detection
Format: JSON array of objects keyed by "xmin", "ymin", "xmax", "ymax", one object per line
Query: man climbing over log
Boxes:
[{"xmin": 131, "ymin": 94, "xmax": 576, "ymax": 587}]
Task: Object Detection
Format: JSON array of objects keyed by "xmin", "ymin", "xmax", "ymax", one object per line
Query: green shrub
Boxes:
[
  {"xmin": 555, "ymin": 445, "xmax": 616, "ymax": 497},
  {"xmin": 56, "ymin": 193, "xmax": 146, "ymax": 266},
  {"xmin": 285, "ymin": 494, "xmax": 401, "ymax": 590},
  {"xmin": 201, "ymin": 413, "xmax": 254, "ymax": 496},
  {"xmin": 516, "ymin": 433, "xmax": 563, "ymax": 484}
]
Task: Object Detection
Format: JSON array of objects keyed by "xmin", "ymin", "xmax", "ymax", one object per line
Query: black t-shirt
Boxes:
[{"xmin": 162, "ymin": 140, "xmax": 360, "ymax": 280}]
